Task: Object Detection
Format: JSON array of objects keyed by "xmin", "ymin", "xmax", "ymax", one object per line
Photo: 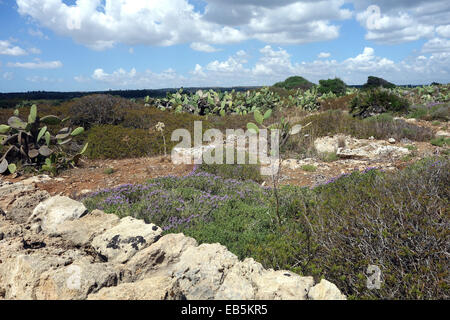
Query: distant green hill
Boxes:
[
  {"xmin": 318, "ymin": 78, "xmax": 347, "ymax": 96},
  {"xmin": 273, "ymin": 76, "xmax": 314, "ymax": 90}
]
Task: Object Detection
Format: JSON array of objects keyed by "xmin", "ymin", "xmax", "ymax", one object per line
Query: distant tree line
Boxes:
[{"xmin": 0, "ymin": 87, "xmax": 261, "ymax": 109}]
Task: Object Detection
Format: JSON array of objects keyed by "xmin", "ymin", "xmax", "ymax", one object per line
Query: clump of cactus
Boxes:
[
  {"xmin": 155, "ymin": 87, "xmax": 281, "ymax": 116},
  {"xmin": 286, "ymin": 87, "xmax": 322, "ymax": 111},
  {"xmin": 0, "ymin": 105, "xmax": 88, "ymax": 175}
]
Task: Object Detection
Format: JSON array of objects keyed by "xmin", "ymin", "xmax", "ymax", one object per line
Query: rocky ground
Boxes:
[{"xmin": 0, "ymin": 179, "xmax": 345, "ymax": 300}]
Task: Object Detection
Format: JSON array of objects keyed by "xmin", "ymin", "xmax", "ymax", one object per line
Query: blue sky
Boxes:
[{"xmin": 0, "ymin": 0, "xmax": 449, "ymax": 92}]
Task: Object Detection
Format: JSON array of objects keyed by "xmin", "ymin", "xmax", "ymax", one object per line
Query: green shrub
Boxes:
[
  {"xmin": 319, "ymin": 152, "xmax": 339, "ymax": 162},
  {"xmin": 430, "ymin": 104, "xmax": 449, "ymax": 121},
  {"xmin": 103, "ymin": 167, "xmax": 115, "ymax": 175},
  {"xmin": 121, "ymin": 106, "xmax": 205, "ymax": 130},
  {"xmin": 86, "ymin": 125, "xmax": 159, "ymax": 159},
  {"xmin": 408, "ymin": 103, "xmax": 449, "ymax": 121},
  {"xmin": 319, "ymin": 94, "xmax": 355, "ymax": 111},
  {"xmin": 301, "ymin": 164, "xmax": 317, "ymax": 172},
  {"xmin": 430, "ymin": 137, "xmax": 450, "ymax": 147},
  {"xmin": 318, "ymin": 78, "xmax": 347, "ymax": 96},
  {"xmin": 350, "ymin": 89, "xmax": 410, "ymax": 118}
]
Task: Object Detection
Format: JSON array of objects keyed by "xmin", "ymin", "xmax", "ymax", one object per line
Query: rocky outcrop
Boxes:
[
  {"xmin": 314, "ymin": 135, "xmax": 410, "ymax": 160},
  {"xmin": 0, "ymin": 180, "xmax": 346, "ymax": 300}
]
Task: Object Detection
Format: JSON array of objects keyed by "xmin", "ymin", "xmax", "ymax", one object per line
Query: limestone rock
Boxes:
[
  {"xmin": 171, "ymin": 243, "xmax": 239, "ymax": 300},
  {"xmin": 215, "ymin": 258, "xmax": 264, "ymax": 300},
  {"xmin": 0, "ymin": 253, "xmax": 78, "ymax": 299},
  {"xmin": 52, "ymin": 209, "xmax": 120, "ymax": 247},
  {"xmin": 252, "ymin": 270, "xmax": 314, "ymax": 300},
  {"xmin": 314, "ymin": 135, "xmax": 410, "ymax": 160},
  {"xmin": 87, "ymin": 276, "xmax": 184, "ymax": 300},
  {"xmin": 92, "ymin": 216, "xmax": 162, "ymax": 263},
  {"xmin": 0, "ymin": 180, "xmax": 347, "ymax": 301},
  {"xmin": 27, "ymin": 196, "xmax": 87, "ymax": 233},
  {"xmin": 125, "ymin": 233, "xmax": 197, "ymax": 281},
  {"xmin": 35, "ymin": 257, "xmax": 119, "ymax": 300},
  {"xmin": 308, "ymin": 279, "xmax": 346, "ymax": 300},
  {"xmin": 21, "ymin": 175, "xmax": 52, "ymax": 185},
  {"xmin": 337, "ymin": 144, "xmax": 409, "ymax": 159},
  {"xmin": 435, "ymin": 130, "xmax": 450, "ymax": 138},
  {"xmin": 6, "ymin": 190, "xmax": 50, "ymax": 224},
  {"xmin": 0, "ymin": 180, "xmax": 34, "ymax": 212},
  {"xmin": 314, "ymin": 136, "xmax": 338, "ymax": 154}
]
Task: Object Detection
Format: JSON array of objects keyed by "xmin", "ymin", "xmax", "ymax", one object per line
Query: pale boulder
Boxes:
[
  {"xmin": 171, "ymin": 243, "xmax": 239, "ymax": 300},
  {"xmin": 125, "ymin": 233, "xmax": 197, "ymax": 281},
  {"xmin": 92, "ymin": 216, "xmax": 162, "ymax": 263},
  {"xmin": 27, "ymin": 196, "xmax": 87, "ymax": 233},
  {"xmin": 215, "ymin": 258, "xmax": 264, "ymax": 300},
  {"xmin": 253, "ymin": 270, "xmax": 314, "ymax": 300},
  {"xmin": 308, "ymin": 279, "xmax": 347, "ymax": 300}
]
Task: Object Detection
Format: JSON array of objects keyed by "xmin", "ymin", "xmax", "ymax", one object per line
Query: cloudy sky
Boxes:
[{"xmin": 0, "ymin": 0, "xmax": 449, "ymax": 92}]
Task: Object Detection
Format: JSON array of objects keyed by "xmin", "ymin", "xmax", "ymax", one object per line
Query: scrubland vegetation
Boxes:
[
  {"xmin": 83, "ymin": 157, "xmax": 449, "ymax": 300},
  {"xmin": 1, "ymin": 76, "xmax": 449, "ymax": 299}
]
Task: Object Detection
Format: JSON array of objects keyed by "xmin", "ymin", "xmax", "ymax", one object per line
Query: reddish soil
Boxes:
[{"xmin": 2, "ymin": 156, "xmax": 193, "ymax": 198}]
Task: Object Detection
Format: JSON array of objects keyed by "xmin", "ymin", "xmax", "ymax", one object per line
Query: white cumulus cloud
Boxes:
[
  {"xmin": 0, "ymin": 40, "xmax": 27, "ymax": 56},
  {"xmin": 190, "ymin": 42, "xmax": 221, "ymax": 53},
  {"xmin": 16, "ymin": 0, "xmax": 353, "ymax": 50},
  {"xmin": 318, "ymin": 52, "xmax": 331, "ymax": 58},
  {"xmin": 7, "ymin": 59, "xmax": 62, "ymax": 69}
]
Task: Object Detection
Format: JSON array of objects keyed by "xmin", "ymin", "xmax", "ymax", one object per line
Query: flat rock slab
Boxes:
[
  {"xmin": 87, "ymin": 276, "xmax": 185, "ymax": 300},
  {"xmin": 92, "ymin": 216, "xmax": 162, "ymax": 264},
  {"xmin": 52, "ymin": 209, "xmax": 120, "ymax": 247}
]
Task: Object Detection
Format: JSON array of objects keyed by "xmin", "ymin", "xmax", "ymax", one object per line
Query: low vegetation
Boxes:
[
  {"xmin": 318, "ymin": 78, "xmax": 347, "ymax": 96},
  {"xmin": 283, "ymin": 110, "xmax": 433, "ymax": 158},
  {"xmin": 350, "ymin": 88, "xmax": 410, "ymax": 118},
  {"xmin": 83, "ymin": 157, "xmax": 449, "ymax": 300}
]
